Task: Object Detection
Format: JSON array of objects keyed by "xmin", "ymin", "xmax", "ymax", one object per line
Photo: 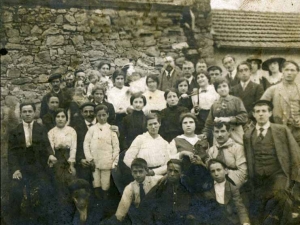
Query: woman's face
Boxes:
[
  {"xmin": 56, "ymin": 111, "xmax": 67, "ymax": 128},
  {"xmin": 48, "ymin": 96, "xmax": 59, "ymax": 111},
  {"xmin": 114, "ymin": 75, "xmax": 124, "ymax": 89},
  {"xmin": 100, "ymin": 64, "xmax": 110, "ymax": 76},
  {"xmin": 268, "ymin": 61, "xmax": 280, "ymax": 74},
  {"xmin": 147, "ymin": 78, "xmax": 158, "ymax": 92},
  {"xmin": 182, "ymin": 117, "xmax": 196, "ymax": 135},
  {"xmin": 217, "ymin": 82, "xmax": 230, "ymax": 97},
  {"xmin": 251, "ymin": 61, "xmax": 259, "ymax": 73},
  {"xmin": 93, "ymin": 90, "xmax": 105, "ymax": 103},
  {"xmin": 178, "ymin": 81, "xmax": 189, "ymax": 94},
  {"xmin": 75, "ymin": 81, "xmax": 85, "ymax": 94},
  {"xmin": 132, "ymin": 97, "xmax": 145, "ymax": 111},
  {"xmin": 197, "ymin": 74, "xmax": 209, "ymax": 88},
  {"xmin": 166, "ymin": 91, "xmax": 179, "ymax": 106}
]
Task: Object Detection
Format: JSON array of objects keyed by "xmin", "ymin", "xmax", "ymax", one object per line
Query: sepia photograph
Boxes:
[{"xmin": 1, "ymin": 0, "xmax": 300, "ymax": 224}]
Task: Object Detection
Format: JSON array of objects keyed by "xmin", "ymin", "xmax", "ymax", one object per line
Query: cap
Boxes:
[
  {"xmin": 48, "ymin": 74, "xmax": 62, "ymax": 83},
  {"xmin": 79, "ymin": 102, "xmax": 96, "ymax": 110}
]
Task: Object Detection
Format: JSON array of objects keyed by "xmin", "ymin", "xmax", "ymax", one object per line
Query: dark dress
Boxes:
[
  {"xmin": 42, "ymin": 110, "xmax": 56, "ymax": 132},
  {"xmin": 178, "ymin": 95, "xmax": 193, "ymax": 111},
  {"xmin": 159, "ymin": 105, "xmax": 189, "ymax": 142}
]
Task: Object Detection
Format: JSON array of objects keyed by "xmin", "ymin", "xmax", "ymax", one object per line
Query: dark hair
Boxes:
[
  {"xmin": 196, "ymin": 71, "xmax": 211, "ymax": 83},
  {"xmin": 146, "ymin": 75, "xmax": 160, "ymax": 86},
  {"xmin": 146, "ymin": 113, "xmax": 161, "ymax": 124},
  {"xmin": 213, "ymin": 122, "xmax": 230, "ymax": 132},
  {"xmin": 112, "ymin": 69, "xmax": 126, "ymax": 82},
  {"xmin": 253, "ymin": 102, "xmax": 272, "ymax": 112},
  {"xmin": 213, "ymin": 76, "xmax": 230, "ymax": 92},
  {"xmin": 74, "ymin": 69, "xmax": 85, "ymax": 76},
  {"xmin": 249, "ymin": 60, "xmax": 261, "ymax": 70},
  {"xmin": 207, "ymin": 159, "xmax": 227, "ymax": 170},
  {"xmin": 130, "ymin": 93, "xmax": 147, "ymax": 106},
  {"xmin": 197, "ymin": 58, "xmax": 207, "ymax": 66},
  {"xmin": 282, "ymin": 60, "xmax": 300, "ymax": 72},
  {"xmin": 167, "ymin": 159, "xmax": 182, "ymax": 169},
  {"xmin": 47, "ymin": 94, "xmax": 59, "ymax": 103},
  {"xmin": 222, "ymin": 55, "xmax": 235, "ymax": 63},
  {"xmin": 237, "ymin": 61, "xmax": 252, "ymax": 72},
  {"xmin": 175, "ymin": 77, "xmax": 190, "ymax": 91},
  {"xmin": 164, "ymin": 88, "xmax": 180, "ymax": 100},
  {"xmin": 91, "ymin": 86, "xmax": 106, "ymax": 96},
  {"xmin": 267, "ymin": 60, "xmax": 282, "ymax": 74},
  {"xmin": 97, "ymin": 61, "xmax": 111, "ymax": 70},
  {"xmin": 95, "ymin": 104, "xmax": 109, "ymax": 114},
  {"xmin": 54, "ymin": 108, "xmax": 68, "ymax": 121},
  {"xmin": 207, "ymin": 66, "xmax": 222, "ymax": 73},
  {"xmin": 179, "ymin": 113, "xmax": 199, "ymax": 130},
  {"xmin": 131, "ymin": 158, "xmax": 148, "ymax": 170},
  {"xmin": 20, "ymin": 102, "xmax": 36, "ymax": 112},
  {"xmin": 68, "ymin": 179, "xmax": 91, "ymax": 195}
]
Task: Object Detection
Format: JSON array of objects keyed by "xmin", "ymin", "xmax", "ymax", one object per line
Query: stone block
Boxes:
[
  {"xmin": 7, "ymin": 68, "xmax": 21, "ymax": 78},
  {"xmin": 90, "ymin": 15, "xmax": 111, "ymax": 26},
  {"xmin": 116, "ymin": 40, "xmax": 132, "ymax": 48},
  {"xmin": 27, "ymin": 66, "xmax": 49, "ymax": 74},
  {"xmin": 55, "ymin": 15, "xmax": 64, "ymax": 25},
  {"xmin": 31, "ymin": 25, "xmax": 43, "ymax": 35},
  {"xmin": 18, "ymin": 56, "xmax": 34, "ymax": 64},
  {"xmin": 1, "ymin": 55, "xmax": 12, "ymax": 66},
  {"xmin": 20, "ymin": 25, "xmax": 31, "ymax": 36},
  {"xmin": 38, "ymin": 74, "xmax": 49, "ymax": 83},
  {"xmin": 11, "ymin": 77, "xmax": 32, "ymax": 85},
  {"xmin": 35, "ymin": 51, "xmax": 51, "ymax": 64},
  {"xmin": 65, "ymin": 45, "xmax": 76, "ymax": 54},
  {"xmin": 24, "ymin": 37, "xmax": 38, "ymax": 42},
  {"xmin": 50, "ymin": 49, "xmax": 57, "ymax": 57},
  {"xmin": 57, "ymin": 48, "xmax": 64, "ymax": 55},
  {"xmin": 5, "ymin": 96, "xmax": 19, "ymax": 107},
  {"xmin": 114, "ymin": 58, "xmax": 130, "ymax": 67},
  {"xmin": 88, "ymin": 50, "xmax": 105, "ymax": 58},
  {"xmin": 57, "ymin": 9, "xmax": 67, "ymax": 14},
  {"xmin": 51, "ymin": 66, "xmax": 67, "ymax": 75},
  {"xmin": 6, "ymin": 29, "xmax": 20, "ymax": 38},
  {"xmin": 172, "ymin": 42, "xmax": 189, "ymax": 50},
  {"xmin": 65, "ymin": 15, "xmax": 76, "ymax": 23},
  {"xmin": 119, "ymin": 10, "xmax": 144, "ymax": 18},
  {"xmin": 157, "ymin": 18, "xmax": 173, "ymax": 26},
  {"xmin": 71, "ymin": 35, "xmax": 85, "ymax": 46},
  {"xmin": 63, "ymin": 24, "xmax": 76, "ymax": 31},
  {"xmin": 18, "ymin": 8, "xmax": 27, "ymax": 15},
  {"xmin": 77, "ymin": 26, "xmax": 91, "ymax": 33},
  {"xmin": 46, "ymin": 35, "xmax": 64, "ymax": 46},
  {"xmin": 155, "ymin": 57, "xmax": 165, "ymax": 66},
  {"xmin": 3, "ymin": 11, "xmax": 13, "ymax": 23},
  {"xmin": 42, "ymin": 27, "xmax": 60, "ymax": 36},
  {"xmin": 8, "ymin": 37, "xmax": 21, "ymax": 44},
  {"xmin": 74, "ymin": 12, "xmax": 87, "ymax": 24},
  {"xmin": 145, "ymin": 46, "xmax": 160, "ymax": 57}
]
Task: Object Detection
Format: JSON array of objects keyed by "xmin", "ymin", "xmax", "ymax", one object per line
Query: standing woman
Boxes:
[
  {"xmin": 246, "ymin": 56, "xmax": 268, "ymax": 90},
  {"xmin": 191, "ymin": 72, "xmax": 219, "ymax": 133},
  {"xmin": 142, "ymin": 75, "xmax": 166, "ymax": 116},
  {"xmin": 202, "ymin": 77, "xmax": 248, "ymax": 145},
  {"xmin": 175, "ymin": 77, "xmax": 194, "ymax": 111},
  {"xmin": 262, "ymin": 56, "xmax": 286, "ymax": 89},
  {"xmin": 98, "ymin": 61, "xmax": 113, "ymax": 91},
  {"xmin": 160, "ymin": 88, "xmax": 189, "ymax": 142},
  {"xmin": 68, "ymin": 80, "xmax": 89, "ymax": 126}
]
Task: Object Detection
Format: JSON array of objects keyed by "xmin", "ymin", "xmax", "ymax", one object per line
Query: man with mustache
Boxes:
[
  {"xmin": 182, "ymin": 60, "xmax": 199, "ymax": 93},
  {"xmin": 158, "ymin": 56, "xmax": 181, "ymax": 91}
]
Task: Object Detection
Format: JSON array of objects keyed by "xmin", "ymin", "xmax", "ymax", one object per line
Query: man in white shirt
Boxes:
[{"xmin": 222, "ymin": 55, "xmax": 239, "ymax": 87}]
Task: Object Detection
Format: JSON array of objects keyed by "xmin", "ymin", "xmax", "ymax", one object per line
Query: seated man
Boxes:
[{"xmin": 199, "ymin": 159, "xmax": 250, "ymax": 225}]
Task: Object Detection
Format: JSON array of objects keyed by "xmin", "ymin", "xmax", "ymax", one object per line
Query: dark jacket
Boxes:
[{"xmin": 158, "ymin": 69, "xmax": 181, "ymax": 91}]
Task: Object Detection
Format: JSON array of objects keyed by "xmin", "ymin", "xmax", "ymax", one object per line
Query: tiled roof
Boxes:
[{"xmin": 212, "ymin": 10, "xmax": 300, "ymax": 49}]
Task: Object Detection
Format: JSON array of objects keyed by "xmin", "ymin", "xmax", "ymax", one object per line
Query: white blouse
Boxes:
[
  {"xmin": 191, "ymin": 84, "xmax": 219, "ymax": 110},
  {"xmin": 143, "ymin": 90, "xmax": 166, "ymax": 115},
  {"xmin": 107, "ymin": 86, "xmax": 131, "ymax": 114}
]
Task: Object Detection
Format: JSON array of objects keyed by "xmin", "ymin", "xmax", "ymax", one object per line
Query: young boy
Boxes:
[
  {"xmin": 86, "ymin": 71, "xmax": 99, "ymax": 98},
  {"xmin": 114, "ymin": 158, "xmax": 161, "ymax": 223}
]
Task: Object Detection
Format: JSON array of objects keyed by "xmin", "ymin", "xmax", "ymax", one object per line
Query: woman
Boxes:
[
  {"xmin": 262, "ymin": 56, "xmax": 286, "ymax": 89},
  {"xmin": 175, "ymin": 77, "xmax": 193, "ymax": 111},
  {"xmin": 142, "ymin": 75, "xmax": 166, "ymax": 115},
  {"xmin": 160, "ymin": 88, "xmax": 189, "ymax": 142},
  {"xmin": 191, "ymin": 72, "xmax": 219, "ymax": 133},
  {"xmin": 42, "ymin": 94, "xmax": 60, "ymax": 132},
  {"xmin": 246, "ymin": 56, "xmax": 268, "ymax": 90},
  {"xmin": 68, "ymin": 80, "xmax": 89, "ymax": 126},
  {"xmin": 202, "ymin": 77, "xmax": 248, "ymax": 145},
  {"xmin": 169, "ymin": 113, "xmax": 212, "ymax": 193},
  {"xmin": 98, "ymin": 61, "xmax": 113, "ymax": 91},
  {"xmin": 91, "ymin": 86, "xmax": 115, "ymax": 125},
  {"xmin": 48, "ymin": 109, "xmax": 77, "ymax": 199}
]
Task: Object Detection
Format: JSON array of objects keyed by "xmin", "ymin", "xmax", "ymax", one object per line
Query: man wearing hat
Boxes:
[
  {"xmin": 40, "ymin": 73, "xmax": 67, "ymax": 118},
  {"xmin": 261, "ymin": 60, "xmax": 300, "ymax": 146},
  {"xmin": 243, "ymin": 100, "xmax": 300, "ymax": 224},
  {"xmin": 207, "ymin": 65, "xmax": 222, "ymax": 84},
  {"xmin": 261, "ymin": 56, "xmax": 286, "ymax": 89},
  {"xmin": 159, "ymin": 56, "xmax": 181, "ymax": 91},
  {"xmin": 246, "ymin": 56, "xmax": 268, "ymax": 90},
  {"xmin": 222, "ymin": 55, "xmax": 240, "ymax": 87}
]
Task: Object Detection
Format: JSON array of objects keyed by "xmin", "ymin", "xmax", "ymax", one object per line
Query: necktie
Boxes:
[
  {"xmin": 216, "ymin": 146, "xmax": 227, "ymax": 163},
  {"xmin": 139, "ymin": 183, "xmax": 145, "ymax": 201},
  {"xmin": 258, "ymin": 128, "xmax": 264, "ymax": 140},
  {"xmin": 28, "ymin": 123, "xmax": 32, "ymax": 146}
]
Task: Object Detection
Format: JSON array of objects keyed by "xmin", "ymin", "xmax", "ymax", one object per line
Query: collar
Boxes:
[
  {"xmin": 256, "ymin": 121, "xmax": 270, "ymax": 131},
  {"xmin": 186, "ymin": 76, "xmax": 193, "ymax": 84},
  {"xmin": 164, "ymin": 69, "xmax": 175, "ymax": 77},
  {"xmin": 22, "ymin": 120, "xmax": 34, "ymax": 127},
  {"xmin": 215, "ymin": 138, "xmax": 235, "ymax": 148},
  {"xmin": 214, "ymin": 180, "xmax": 226, "ymax": 186},
  {"xmin": 228, "ymin": 68, "xmax": 237, "ymax": 78},
  {"xmin": 134, "ymin": 176, "xmax": 150, "ymax": 186},
  {"xmin": 145, "ymin": 131, "xmax": 161, "ymax": 140},
  {"xmin": 52, "ymin": 89, "xmax": 61, "ymax": 94},
  {"xmin": 85, "ymin": 118, "xmax": 96, "ymax": 126},
  {"xmin": 240, "ymin": 79, "xmax": 251, "ymax": 87},
  {"xmin": 219, "ymin": 95, "xmax": 233, "ymax": 102},
  {"xmin": 265, "ymin": 73, "xmax": 283, "ymax": 84}
]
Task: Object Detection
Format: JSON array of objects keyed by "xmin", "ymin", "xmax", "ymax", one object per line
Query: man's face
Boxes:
[
  {"xmin": 76, "ymin": 72, "xmax": 86, "ymax": 82},
  {"xmin": 223, "ymin": 57, "xmax": 235, "ymax": 72},
  {"xmin": 21, "ymin": 105, "xmax": 35, "ymax": 123},
  {"xmin": 65, "ymin": 75, "xmax": 75, "ymax": 88},
  {"xmin": 131, "ymin": 166, "xmax": 147, "ymax": 183},
  {"xmin": 209, "ymin": 70, "xmax": 221, "ymax": 83},
  {"xmin": 253, "ymin": 105, "xmax": 272, "ymax": 126},
  {"xmin": 196, "ymin": 62, "xmax": 207, "ymax": 74},
  {"xmin": 182, "ymin": 63, "xmax": 194, "ymax": 78},
  {"xmin": 81, "ymin": 106, "xmax": 95, "ymax": 123},
  {"xmin": 147, "ymin": 118, "xmax": 160, "ymax": 136},
  {"xmin": 210, "ymin": 162, "xmax": 227, "ymax": 183},
  {"xmin": 164, "ymin": 58, "xmax": 175, "ymax": 71},
  {"xmin": 214, "ymin": 125, "xmax": 230, "ymax": 145},
  {"xmin": 283, "ymin": 63, "xmax": 298, "ymax": 83},
  {"xmin": 51, "ymin": 78, "xmax": 61, "ymax": 91},
  {"xmin": 48, "ymin": 96, "xmax": 59, "ymax": 111},
  {"xmin": 167, "ymin": 163, "xmax": 182, "ymax": 184},
  {"xmin": 238, "ymin": 64, "xmax": 251, "ymax": 82}
]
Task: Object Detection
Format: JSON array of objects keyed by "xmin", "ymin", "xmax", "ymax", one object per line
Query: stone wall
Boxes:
[{"xmin": 0, "ymin": 0, "xmax": 213, "ymax": 204}]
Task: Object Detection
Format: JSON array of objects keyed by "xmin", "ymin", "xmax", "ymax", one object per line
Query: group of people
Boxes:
[{"xmin": 7, "ymin": 54, "xmax": 300, "ymax": 225}]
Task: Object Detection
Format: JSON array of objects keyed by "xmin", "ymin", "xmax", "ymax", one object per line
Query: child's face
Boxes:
[
  {"xmin": 130, "ymin": 74, "xmax": 140, "ymax": 82},
  {"xmin": 210, "ymin": 162, "xmax": 227, "ymax": 183},
  {"xmin": 131, "ymin": 166, "xmax": 147, "ymax": 183},
  {"xmin": 96, "ymin": 109, "xmax": 109, "ymax": 124},
  {"xmin": 94, "ymin": 90, "xmax": 105, "ymax": 103},
  {"xmin": 90, "ymin": 76, "xmax": 98, "ymax": 84},
  {"xmin": 178, "ymin": 81, "xmax": 189, "ymax": 94},
  {"xmin": 132, "ymin": 97, "xmax": 144, "ymax": 111},
  {"xmin": 114, "ymin": 75, "xmax": 124, "ymax": 89}
]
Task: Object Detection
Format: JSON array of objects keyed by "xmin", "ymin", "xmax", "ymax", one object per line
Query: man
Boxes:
[
  {"xmin": 200, "ymin": 159, "xmax": 250, "ymax": 225},
  {"xmin": 182, "ymin": 60, "xmax": 198, "ymax": 92},
  {"xmin": 64, "ymin": 72, "xmax": 75, "ymax": 88},
  {"xmin": 40, "ymin": 73, "xmax": 67, "ymax": 118},
  {"xmin": 158, "ymin": 56, "xmax": 181, "ymax": 91},
  {"xmin": 207, "ymin": 65, "xmax": 222, "ymax": 84},
  {"xmin": 232, "ymin": 61, "xmax": 264, "ymax": 116},
  {"xmin": 244, "ymin": 100, "xmax": 300, "ymax": 224},
  {"xmin": 8, "ymin": 103, "xmax": 57, "ymax": 225},
  {"xmin": 223, "ymin": 55, "xmax": 239, "ymax": 87},
  {"xmin": 206, "ymin": 122, "xmax": 247, "ymax": 188},
  {"xmin": 195, "ymin": 59, "xmax": 208, "ymax": 74},
  {"xmin": 261, "ymin": 60, "xmax": 300, "ymax": 146},
  {"xmin": 74, "ymin": 69, "xmax": 87, "ymax": 83}
]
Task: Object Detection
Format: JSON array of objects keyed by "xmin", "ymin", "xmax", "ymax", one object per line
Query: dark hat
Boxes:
[
  {"xmin": 262, "ymin": 56, "xmax": 286, "ymax": 71},
  {"xmin": 246, "ymin": 55, "xmax": 262, "ymax": 64},
  {"xmin": 48, "ymin": 74, "xmax": 62, "ymax": 83},
  {"xmin": 207, "ymin": 65, "xmax": 223, "ymax": 73},
  {"xmin": 68, "ymin": 179, "xmax": 90, "ymax": 194},
  {"xmin": 253, "ymin": 100, "xmax": 273, "ymax": 110},
  {"xmin": 79, "ymin": 102, "xmax": 96, "ymax": 110}
]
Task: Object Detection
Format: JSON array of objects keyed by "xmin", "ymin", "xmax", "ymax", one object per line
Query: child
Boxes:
[
  {"xmin": 86, "ymin": 71, "xmax": 99, "ymax": 98},
  {"xmin": 129, "ymin": 72, "xmax": 148, "ymax": 94},
  {"xmin": 175, "ymin": 77, "xmax": 193, "ymax": 111},
  {"xmin": 84, "ymin": 104, "xmax": 120, "ymax": 199},
  {"xmin": 114, "ymin": 158, "xmax": 161, "ymax": 223}
]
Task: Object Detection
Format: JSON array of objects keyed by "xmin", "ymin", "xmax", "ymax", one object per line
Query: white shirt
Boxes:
[
  {"xmin": 255, "ymin": 121, "xmax": 270, "ymax": 137},
  {"xmin": 214, "ymin": 181, "xmax": 226, "ymax": 204},
  {"xmin": 107, "ymin": 86, "xmax": 131, "ymax": 114},
  {"xmin": 143, "ymin": 90, "xmax": 166, "ymax": 115},
  {"xmin": 228, "ymin": 68, "xmax": 237, "ymax": 80},
  {"xmin": 240, "ymin": 79, "xmax": 251, "ymax": 90},
  {"xmin": 164, "ymin": 69, "xmax": 175, "ymax": 77},
  {"xmin": 186, "ymin": 76, "xmax": 193, "ymax": 85},
  {"xmin": 191, "ymin": 85, "xmax": 219, "ymax": 110},
  {"xmin": 85, "ymin": 118, "xmax": 97, "ymax": 129},
  {"xmin": 23, "ymin": 121, "xmax": 34, "ymax": 147}
]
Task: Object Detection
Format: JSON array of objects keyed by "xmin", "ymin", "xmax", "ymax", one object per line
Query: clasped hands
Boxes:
[{"xmin": 179, "ymin": 151, "xmax": 205, "ymax": 167}]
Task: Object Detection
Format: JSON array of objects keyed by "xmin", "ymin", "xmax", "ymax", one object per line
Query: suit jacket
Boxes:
[
  {"xmin": 188, "ymin": 77, "xmax": 199, "ymax": 93},
  {"xmin": 225, "ymin": 72, "xmax": 240, "ymax": 88},
  {"xmin": 8, "ymin": 121, "xmax": 53, "ymax": 177},
  {"xmin": 203, "ymin": 181, "xmax": 250, "ymax": 224},
  {"xmin": 158, "ymin": 69, "xmax": 181, "ymax": 91},
  {"xmin": 243, "ymin": 123, "xmax": 300, "ymax": 186},
  {"xmin": 72, "ymin": 118, "xmax": 88, "ymax": 164},
  {"xmin": 261, "ymin": 82, "xmax": 300, "ymax": 125},
  {"xmin": 231, "ymin": 81, "xmax": 264, "ymax": 115}
]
